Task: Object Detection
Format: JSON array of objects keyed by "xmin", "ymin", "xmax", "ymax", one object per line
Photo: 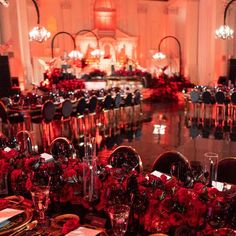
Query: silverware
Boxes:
[{"xmin": 9, "ymin": 220, "xmax": 38, "ymax": 236}]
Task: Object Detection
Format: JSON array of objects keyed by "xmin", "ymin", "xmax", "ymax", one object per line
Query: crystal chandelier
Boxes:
[
  {"xmin": 152, "ymin": 52, "xmax": 166, "ymax": 60},
  {"xmin": 216, "ymin": 0, "xmax": 236, "ymax": 39},
  {"xmin": 68, "ymin": 50, "xmax": 83, "ymax": 59},
  {"xmin": 215, "ymin": 25, "xmax": 234, "ymax": 39},
  {"xmin": 29, "ymin": 0, "xmax": 51, "ymax": 42},
  {"xmin": 29, "ymin": 26, "xmax": 51, "ymax": 42},
  {"xmin": 0, "ymin": 0, "xmax": 8, "ymax": 7}
]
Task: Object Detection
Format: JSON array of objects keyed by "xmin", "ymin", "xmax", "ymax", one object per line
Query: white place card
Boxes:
[
  {"xmin": 212, "ymin": 181, "xmax": 231, "ymax": 191},
  {"xmin": 151, "ymin": 170, "xmax": 171, "ymax": 180},
  {"xmin": 66, "ymin": 226, "xmax": 103, "ymax": 236},
  {"xmin": 0, "ymin": 208, "xmax": 24, "ymax": 225},
  {"xmin": 40, "ymin": 153, "xmax": 54, "ymax": 162}
]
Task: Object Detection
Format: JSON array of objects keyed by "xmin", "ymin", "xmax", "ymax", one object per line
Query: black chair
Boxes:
[
  {"xmin": 215, "ymin": 91, "xmax": 226, "ymax": 122},
  {"xmin": 61, "ymin": 99, "xmax": 73, "ymax": 119},
  {"xmin": 202, "ymin": 91, "xmax": 213, "ymax": 121},
  {"xmin": 0, "ymin": 100, "xmax": 24, "ymax": 137},
  {"xmin": 16, "ymin": 130, "xmax": 33, "ymax": 155},
  {"xmin": 50, "ymin": 137, "xmax": 74, "ymax": 160},
  {"xmin": 31, "ymin": 100, "xmax": 56, "ymax": 151},
  {"xmin": 108, "ymin": 145, "xmax": 143, "ymax": 173},
  {"xmin": 152, "ymin": 151, "xmax": 191, "ymax": 182},
  {"xmin": 217, "ymin": 157, "xmax": 236, "ymax": 185},
  {"xmin": 230, "ymin": 92, "xmax": 236, "ymax": 124}
]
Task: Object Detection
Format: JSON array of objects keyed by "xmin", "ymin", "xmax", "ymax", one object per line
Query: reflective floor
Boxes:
[{"xmin": 1, "ymin": 101, "xmax": 236, "ymax": 172}]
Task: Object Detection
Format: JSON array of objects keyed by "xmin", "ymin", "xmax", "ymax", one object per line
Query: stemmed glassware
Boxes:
[{"xmin": 30, "ymin": 171, "xmax": 51, "ymax": 225}]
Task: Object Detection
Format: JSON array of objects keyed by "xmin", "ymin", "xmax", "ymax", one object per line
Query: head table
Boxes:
[{"xmin": 0, "ymin": 146, "xmax": 236, "ymax": 236}]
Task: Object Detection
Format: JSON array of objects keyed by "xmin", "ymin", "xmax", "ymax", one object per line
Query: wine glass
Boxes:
[
  {"xmin": 107, "ymin": 204, "xmax": 130, "ymax": 236},
  {"xmin": 30, "ymin": 171, "xmax": 51, "ymax": 224}
]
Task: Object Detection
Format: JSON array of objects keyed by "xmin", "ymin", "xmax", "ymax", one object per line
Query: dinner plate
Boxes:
[
  {"xmin": 51, "ymin": 214, "xmax": 80, "ymax": 229},
  {"xmin": 0, "ymin": 207, "xmax": 33, "ymax": 236}
]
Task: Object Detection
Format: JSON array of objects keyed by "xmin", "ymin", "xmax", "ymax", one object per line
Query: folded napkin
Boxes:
[
  {"xmin": 0, "ymin": 208, "xmax": 24, "ymax": 228},
  {"xmin": 40, "ymin": 153, "xmax": 54, "ymax": 162},
  {"xmin": 151, "ymin": 170, "xmax": 171, "ymax": 180},
  {"xmin": 66, "ymin": 226, "xmax": 103, "ymax": 236}
]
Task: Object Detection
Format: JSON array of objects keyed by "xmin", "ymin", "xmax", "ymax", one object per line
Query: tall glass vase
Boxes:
[{"xmin": 83, "ymin": 136, "xmax": 99, "ymax": 204}]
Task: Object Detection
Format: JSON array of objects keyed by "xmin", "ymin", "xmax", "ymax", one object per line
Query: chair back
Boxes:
[
  {"xmin": 231, "ymin": 92, "xmax": 236, "ymax": 105},
  {"xmin": 61, "ymin": 99, "xmax": 73, "ymax": 118},
  {"xmin": 103, "ymin": 94, "xmax": 113, "ymax": 110},
  {"xmin": 190, "ymin": 90, "xmax": 200, "ymax": 103},
  {"xmin": 16, "ymin": 130, "xmax": 33, "ymax": 154},
  {"xmin": 202, "ymin": 91, "xmax": 212, "ymax": 104},
  {"xmin": 42, "ymin": 100, "xmax": 55, "ymax": 122},
  {"xmin": 50, "ymin": 137, "xmax": 74, "ymax": 160},
  {"xmin": 108, "ymin": 145, "xmax": 143, "ymax": 173},
  {"xmin": 217, "ymin": 157, "xmax": 236, "ymax": 185},
  {"xmin": 152, "ymin": 151, "xmax": 190, "ymax": 182},
  {"xmin": 0, "ymin": 97, "xmax": 12, "ymax": 107},
  {"xmin": 114, "ymin": 93, "xmax": 122, "ymax": 108},
  {"xmin": 125, "ymin": 93, "xmax": 133, "ymax": 106},
  {"xmin": 134, "ymin": 90, "xmax": 141, "ymax": 105},
  {"xmin": 76, "ymin": 97, "xmax": 87, "ymax": 115},
  {"xmin": 88, "ymin": 95, "xmax": 97, "ymax": 113},
  {"xmin": 215, "ymin": 91, "xmax": 225, "ymax": 104},
  {"xmin": 0, "ymin": 101, "xmax": 8, "ymax": 123}
]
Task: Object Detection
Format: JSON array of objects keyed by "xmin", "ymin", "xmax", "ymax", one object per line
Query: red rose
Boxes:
[
  {"xmin": 61, "ymin": 218, "xmax": 80, "ymax": 234},
  {"xmin": 169, "ymin": 212, "xmax": 184, "ymax": 227}
]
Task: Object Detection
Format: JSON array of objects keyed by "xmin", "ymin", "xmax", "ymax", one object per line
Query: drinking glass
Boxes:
[
  {"xmin": 30, "ymin": 171, "xmax": 51, "ymax": 223},
  {"xmin": 204, "ymin": 152, "xmax": 219, "ymax": 186},
  {"xmin": 107, "ymin": 204, "xmax": 130, "ymax": 236}
]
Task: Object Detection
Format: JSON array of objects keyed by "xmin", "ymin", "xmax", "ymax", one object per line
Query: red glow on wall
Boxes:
[
  {"xmin": 94, "ymin": 0, "xmax": 116, "ymax": 30},
  {"xmin": 95, "ymin": 11, "xmax": 115, "ymax": 30}
]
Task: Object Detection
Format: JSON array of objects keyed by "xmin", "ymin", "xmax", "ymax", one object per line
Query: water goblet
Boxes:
[
  {"xmin": 30, "ymin": 171, "xmax": 51, "ymax": 224},
  {"xmin": 107, "ymin": 204, "xmax": 130, "ymax": 236}
]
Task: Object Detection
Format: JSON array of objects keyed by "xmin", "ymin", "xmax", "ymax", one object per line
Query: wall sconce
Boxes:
[
  {"xmin": 29, "ymin": 0, "xmax": 51, "ymax": 42},
  {"xmin": 215, "ymin": 0, "xmax": 236, "ymax": 39},
  {"xmin": 153, "ymin": 35, "xmax": 183, "ymax": 76},
  {"xmin": 0, "ymin": 0, "xmax": 9, "ymax": 7},
  {"xmin": 75, "ymin": 29, "xmax": 104, "ymax": 58},
  {"xmin": 51, "ymin": 31, "xmax": 82, "ymax": 59}
]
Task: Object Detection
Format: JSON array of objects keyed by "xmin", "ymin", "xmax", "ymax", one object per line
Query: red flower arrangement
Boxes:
[{"xmin": 0, "ymin": 144, "xmax": 235, "ymax": 235}]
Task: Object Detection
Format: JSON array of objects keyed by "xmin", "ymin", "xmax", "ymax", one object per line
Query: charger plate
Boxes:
[{"xmin": 0, "ymin": 207, "xmax": 33, "ymax": 236}]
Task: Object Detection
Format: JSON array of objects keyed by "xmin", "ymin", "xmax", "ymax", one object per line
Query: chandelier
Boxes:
[
  {"xmin": 29, "ymin": 26, "xmax": 51, "ymax": 42},
  {"xmin": 29, "ymin": 0, "xmax": 51, "ymax": 42},
  {"xmin": 215, "ymin": 0, "xmax": 236, "ymax": 39},
  {"xmin": 68, "ymin": 50, "xmax": 83, "ymax": 59},
  {"xmin": 215, "ymin": 25, "xmax": 234, "ymax": 39},
  {"xmin": 0, "ymin": 0, "xmax": 8, "ymax": 7},
  {"xmin": 152, "ymin": 52, "xmax": 166, "ymax": 60}
]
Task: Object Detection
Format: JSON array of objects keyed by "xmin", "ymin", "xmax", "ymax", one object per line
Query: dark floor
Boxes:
[{"xmin": 1, "ymin": 101, "xmax": 236, "ymax": 172}]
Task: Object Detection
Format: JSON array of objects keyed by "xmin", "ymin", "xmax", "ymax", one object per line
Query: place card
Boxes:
[
  {"xmin": 151, "ymin": 170, "xmax": 171, "ymax": 180},
  {"xmin": 212, "ymin": 181, "xmax": 231, "ymax": 191},
  {"xmin": 0, "ymin": 208, "xmax": 24, "ymax": 225},
  {"xmin": 40, "ymin": 153, "xmax": 54, "ymax": 162},
  {"xmin": 66, "ymin": 226, "xmax": 103, "ymax": 236}
]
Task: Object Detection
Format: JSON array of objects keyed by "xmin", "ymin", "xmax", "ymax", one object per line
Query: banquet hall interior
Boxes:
[{"xmin": 0, "ymin": 0, "xmax": 236, "ymax": 236}]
